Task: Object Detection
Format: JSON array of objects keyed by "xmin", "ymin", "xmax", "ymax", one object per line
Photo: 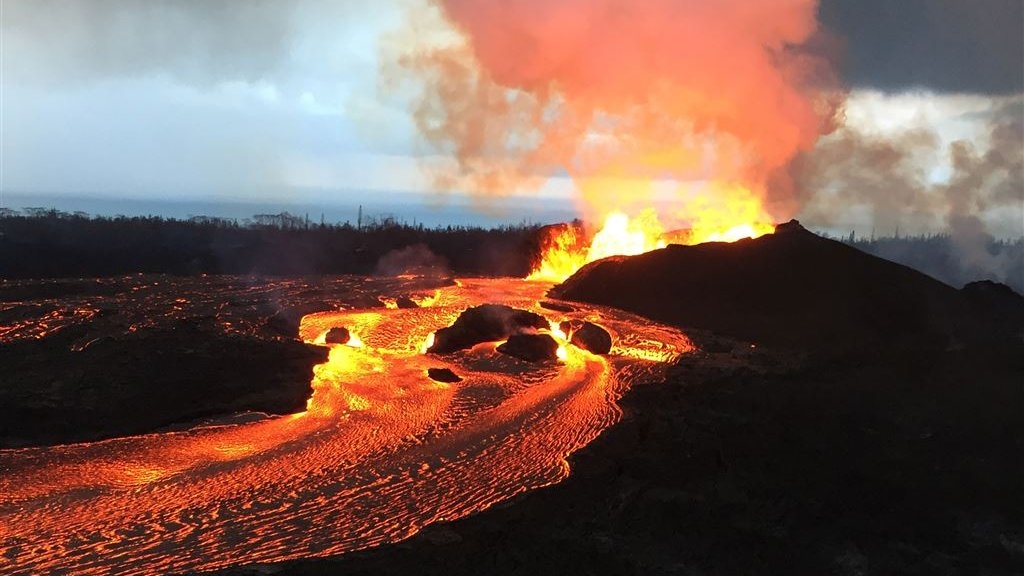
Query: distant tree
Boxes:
[
  {"xmin": 252, "ymin": 212, "xmax": 305, "ymax": 229},
  {"xmin": 22, "ymin": 207, "xmax": 49, "ymax": 218}
]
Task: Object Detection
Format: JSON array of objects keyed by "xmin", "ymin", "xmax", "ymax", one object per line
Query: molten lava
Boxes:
[
  {"xmin": 529, "ymin": 186, "xmax": 776, "ymax": 282},
  {"xmin": 0, "ymin": 277, "xmax": 691, "ymax": 576}
]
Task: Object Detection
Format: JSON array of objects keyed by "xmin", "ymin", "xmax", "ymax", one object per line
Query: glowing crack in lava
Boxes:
[{"xmin": 0, "ymin": 278, "xmax": 691, "ymax": 575}]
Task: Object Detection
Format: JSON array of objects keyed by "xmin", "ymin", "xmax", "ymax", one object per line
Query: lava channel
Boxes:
[{"xmin": 0, "ymin": 278, "xmax": 691, "ymax": 575}]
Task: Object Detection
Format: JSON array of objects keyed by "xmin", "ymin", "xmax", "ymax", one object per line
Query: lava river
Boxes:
[{"xmin": 0, "ymin": 278, "xmax": 691, "ymax": 575}]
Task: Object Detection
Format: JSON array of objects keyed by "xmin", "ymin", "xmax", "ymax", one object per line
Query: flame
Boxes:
[
  {"xmin": 665, "ymin": 184, "xmax": 777, "ymax": 246},
  {"xmin": 529, "ymin": 185, "xmax": 775, "ymax": 283},
  {"xmin": 346, "ymin": 333, "xmax": 365, "ymax": 348},
  {"xmin": 587, "ymin": 212, "xmax": 667, "ymax": 262},
  {"xmin": 525, "ymin": 226, "xmax": 588, "ymax": 283},
  {"xmin": 708, "ymin": 224, "xmax": 773, "ymax": 243},
  {"xmin": 528, "ymin": 211, "xmax": 665, "ymax": 282}
]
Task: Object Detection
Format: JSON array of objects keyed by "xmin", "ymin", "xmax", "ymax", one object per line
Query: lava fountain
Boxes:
[{"xmin": 529, "ymin": 185, "xmax": 777, "ymax": 283}]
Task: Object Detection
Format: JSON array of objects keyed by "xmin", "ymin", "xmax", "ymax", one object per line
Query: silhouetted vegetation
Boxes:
[
  {"xmin": 836, "ymin": 233, "xmax": 1024, "ymax": 293},
  {"xmin": 2, "ymin": 209, "xmax": 1020, "ymax": 292},
  {"xmin": 0, "ymin": 208, "xmax": 544, "ymax": 278}
]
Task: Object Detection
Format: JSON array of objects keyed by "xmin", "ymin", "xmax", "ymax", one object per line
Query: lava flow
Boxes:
[{"xmin": 0, "ymin": 277, "xmax": 690, "ymax": 575}]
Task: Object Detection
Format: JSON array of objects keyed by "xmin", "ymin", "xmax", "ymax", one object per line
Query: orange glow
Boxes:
[
  {"xmin": 587, "ymin": 211, "xmax": 666, "ymax": 263},
  {"xmin": 529, "ymin": 185, "xmax": 775, "ymax": 283},
  {"xmin": 392, "ymin": 0, "xmax": 838, "ymax": 247},
  {"xmin": 0, "ymin": 278, "xmax": 695, "ymax": 575},
  {"xmin": 528, "ymin": 211, "xmax": 666, "ymax": 282},
  {"xmin": 120, "ymin": 465, "xmax": 171, "ymax": 485},
  {"xmin": 214, "ymin": 443, "xmax": 257, "ymax": 460},
  {"xmin": 664, "ymin": 184, "xmax": 777, "ymax": 246}
]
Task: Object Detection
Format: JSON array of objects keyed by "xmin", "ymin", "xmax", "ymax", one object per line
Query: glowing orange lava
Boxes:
[
  {"xmin": 0, "ymin": 278, "xmax": 692, "ymax": 576},
  {"xmin": 529, "ymin": 185, "xmax": 776, "ymax": 282}
]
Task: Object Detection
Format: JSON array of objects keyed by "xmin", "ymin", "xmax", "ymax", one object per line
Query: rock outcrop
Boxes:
[
  {"xmin": 496, "ymin": 334, "xmax": 560, "ymax": 363},
  {"xmin": 569, "ymin": 322, "xmax": 613, "ymax": 355},
  {"xmin": 324, "ymin": 327, "xmax": 351, "ymax": 345},
  {"xmin": 428, "ymin": 304, "xmax": 549, "ymax": 354}
]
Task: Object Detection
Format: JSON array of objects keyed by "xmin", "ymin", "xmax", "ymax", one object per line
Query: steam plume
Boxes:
[
  {"xmin": 390, "ymin": 0, "xmax": 841, "ymax": 221},
  {"xmin": 792, "ymin": 96, "xmax": 1024, "ymax": 286}
]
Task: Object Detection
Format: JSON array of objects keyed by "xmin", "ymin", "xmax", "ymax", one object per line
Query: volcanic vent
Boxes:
[{"xmin": 552, "ymin": 221, "xmax": 1024, "ymax": 351}]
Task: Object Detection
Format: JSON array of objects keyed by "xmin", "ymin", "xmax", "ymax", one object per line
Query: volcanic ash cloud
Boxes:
[{"xmin": 388, "ymin": 0, "xmax": 842, "ymax": 223}]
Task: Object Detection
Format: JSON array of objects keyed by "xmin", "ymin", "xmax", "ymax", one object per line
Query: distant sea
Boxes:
[{"xmin": 1, "ymin": 192, "xmax": 581, "ymax": 229}]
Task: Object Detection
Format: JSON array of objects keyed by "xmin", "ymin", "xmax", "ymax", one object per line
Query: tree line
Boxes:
[
  {"xmin": 836, "ymin": 233, "xmax": 1024, "ymax": 293},
  {"xmin": 0, "ymin": 208, "xmax": 544, "ymax": 279},
  {"xmin": 2, "ymin": 208, "xmax": 1020, "ymax": 292}
]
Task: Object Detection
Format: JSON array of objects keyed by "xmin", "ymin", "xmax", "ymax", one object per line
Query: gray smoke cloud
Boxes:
[
  {"xmin": 3, "ymin": 0, "xmax": 297, "ymax": 85},
  {"xmin": 1, "ymin": 0, "xmax": 386, "ymax": 86},
  {"xmin": 789, "ymin": 127, "xmax": 941, "ymax": 234},
  {"xmin": 792, "ymin": 97, "xmax": 1024, "ymax": 286},
  {"xmin": 375, "ymin": 244, "xmax": 449, "ymax": 278},
  {"xmin": 942, "ymin": 101, "xmax": 1024, "ymax": 282}
]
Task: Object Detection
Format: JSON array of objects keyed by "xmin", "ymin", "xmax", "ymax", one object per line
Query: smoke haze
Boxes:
[
  {"xmin": 793, "ymin": 96, "xmax": 1023, "ymax": 286},
  {"xmin": 3, "ymin": 0, "xmax": 297, "ymax": 85},
  {"xmin": 390, "ymin": 0, "xmax": 842, "ymax": 222}
]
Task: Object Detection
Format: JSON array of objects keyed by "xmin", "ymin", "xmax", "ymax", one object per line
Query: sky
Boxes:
[{"xmin": 1, "ymin": 0, "xmax": 1022, "ymax": 235}]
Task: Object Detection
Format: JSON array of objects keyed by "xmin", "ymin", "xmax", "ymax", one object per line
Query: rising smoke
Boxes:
[
  {"xmin": 375, "ymin": 244, "xmax": 450, "ymax": 278},
  {"xmin": 2, "ymin": 0, "xmax": 296, "ymax": 85},
  {"xmin": 388, "ymin": 0, "xmax": 842, "ymax": 221},
  {"xmin": 792, "ymin": 96, "xmax": 1024, "ymax": 286},
  {"xmin": 392, "ymin": 0, "xmax": 1022, "ymax": 287},
  {"xmin": 1, "ymin": 0, "xmax": 384, "ymax": 86}
]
